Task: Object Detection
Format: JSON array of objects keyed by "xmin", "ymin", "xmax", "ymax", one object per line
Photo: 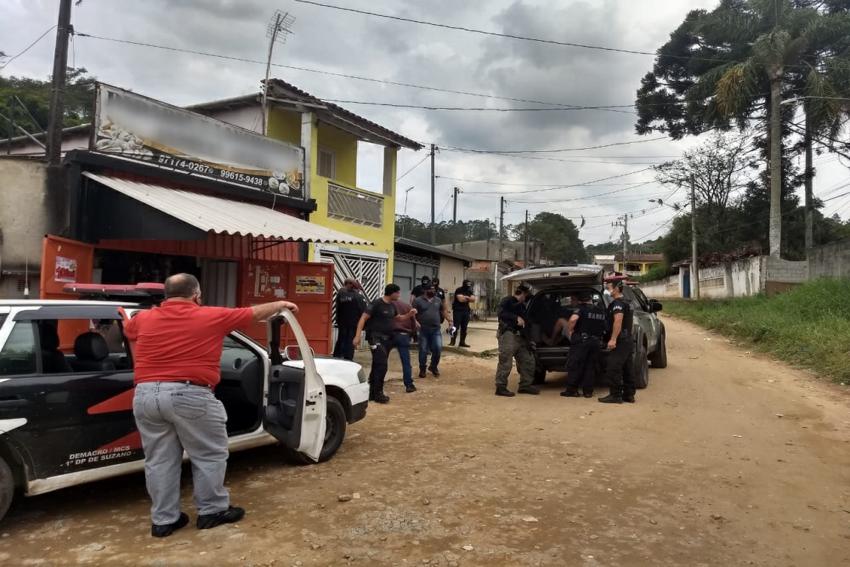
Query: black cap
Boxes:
[{"xmin": 516, "ymin": 284, "xmax": 531, "ymax": 294}]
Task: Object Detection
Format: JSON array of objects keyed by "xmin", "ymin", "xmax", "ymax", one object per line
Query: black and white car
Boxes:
[
  {"xmin": 0, "ymin": 299, "xmax": 369, "ymax": 522},
  {"xmin": 503, "ymin": 264, "xmax": 668, "ymax": 388}
]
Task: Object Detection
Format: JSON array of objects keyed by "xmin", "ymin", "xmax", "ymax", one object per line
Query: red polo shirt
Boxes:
[{"xmin": 124, "ymin": 300, "xmax": 254, "ymax": 387}]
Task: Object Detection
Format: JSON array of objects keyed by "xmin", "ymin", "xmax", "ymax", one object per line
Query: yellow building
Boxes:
[
  {"xmin": 191, "ymin": 79, "xmax": 423, "ymax": 299},
  {"xmin": 593, "ymin": 253, "xmax": 665, "ymax": 277}
]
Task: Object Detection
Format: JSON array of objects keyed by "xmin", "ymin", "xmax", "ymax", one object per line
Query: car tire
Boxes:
[
  {"xmin": 283, "ymin": 396, "xmax": 347, "ymax": 465},
  {"xmin": 633, "ymin": 340, "xmax": 650, "ymax": 390},
  {"xmin": 649, "ymin": 328, "xmax": 668, "ymax": 369},
  {"xmin": 0, "ymin": 457, "xmax": 14, "ymax": 522}
]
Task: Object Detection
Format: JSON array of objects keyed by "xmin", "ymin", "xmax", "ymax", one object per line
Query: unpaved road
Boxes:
[{"xmin": 1, "ymin": 315, "xmax": 849, "ymax": 566}]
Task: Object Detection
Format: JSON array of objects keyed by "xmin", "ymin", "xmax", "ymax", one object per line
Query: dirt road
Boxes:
[{"xmin": 1, "ymin": 315, "xmax": 848, "ymax": 566}]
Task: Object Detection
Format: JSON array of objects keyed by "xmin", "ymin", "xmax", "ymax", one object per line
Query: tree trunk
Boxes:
[
  {"xmin": 804, "ymin": 113, "xmax": 814, "ymax": 253},
  {"xmin": 768, "ymin": 72, "xmax": 783, "ymax": 258}
]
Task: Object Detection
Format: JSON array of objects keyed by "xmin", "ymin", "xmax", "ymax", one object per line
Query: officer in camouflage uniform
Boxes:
[{"xmin": 494, "ymin": 285, "xmax": 538, "ymax": 397}]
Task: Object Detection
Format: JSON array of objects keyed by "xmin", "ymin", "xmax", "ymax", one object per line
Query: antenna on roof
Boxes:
[{"xmin": 262, "ymin": 9, "xmax": 296, "ymax": 135}]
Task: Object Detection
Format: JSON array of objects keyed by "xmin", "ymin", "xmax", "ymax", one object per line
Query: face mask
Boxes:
[
  {"xmin": 603, "ymin": 289, "xmax": 612, "ymax": 298},
  {"xmin": 426, "ymin": 291, "xmax": 435, "ymax": 298}
]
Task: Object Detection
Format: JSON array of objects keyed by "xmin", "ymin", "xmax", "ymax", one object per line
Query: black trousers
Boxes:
[
  {"xmin": 566, "ymin": 337, "xmax": 601, "ymax": 394},
  {"xmin": 604, "ymin": 337, "xmax": 636, "ymax": 397},
  {"xmin": 368, "ymin": 336, "xmax": 392, "ymax": 396},
  {"xmin": 452, "ymin": 310, "xmax": 471, "ymax": 344},
  {"xmin": 333, "ymin": 325, "xmax": 357, "ymax": 361}
]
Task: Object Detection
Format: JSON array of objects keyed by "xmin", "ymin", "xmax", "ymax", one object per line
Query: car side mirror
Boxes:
[{"xmin": 649, "ymin": 299, "xmax": 663, "ymax": 313}]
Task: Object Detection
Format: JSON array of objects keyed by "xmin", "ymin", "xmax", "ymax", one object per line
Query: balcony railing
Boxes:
[{"xmin": 327, "ymin": 181, "xmax": 383, "ymax": 228}]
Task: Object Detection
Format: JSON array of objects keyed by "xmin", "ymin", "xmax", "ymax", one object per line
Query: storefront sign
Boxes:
[
  {"xmin": 295, "ymin": 275, "xmax": 326, "ymax": 295},
  {"xmin": 92, "ymin": 83, "xmax": 305, "ymax": 198}
]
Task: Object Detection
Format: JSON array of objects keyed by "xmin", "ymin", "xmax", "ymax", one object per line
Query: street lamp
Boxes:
[{"xmin": 403, "ymin": 185, "xmax": 415, "ymax": 215}]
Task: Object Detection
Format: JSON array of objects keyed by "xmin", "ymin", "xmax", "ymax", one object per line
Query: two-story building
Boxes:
[{"xmin": 189, "ymin": 79, "xmax": 423, "ymax": 299}]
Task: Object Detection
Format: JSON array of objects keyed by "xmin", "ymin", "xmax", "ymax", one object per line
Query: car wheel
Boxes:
[
  {"xmin": 0, "ymin": 457, "xmax": 14, "ymax": 522},
  {"xmin": 633, "ymin": 340, "xmax": 650, "ymax": 390},
  {"xmin": 649, "ymin": 328, "xmax": 668, "ymax": 369},
  {"xmin": 283, "ymin": 396, "xmax": 348, "ymax": 465}
]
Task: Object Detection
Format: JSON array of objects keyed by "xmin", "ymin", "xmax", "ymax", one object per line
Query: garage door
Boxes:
[{"xmin": 318, "ymin": 248, "xmax": 387, "ymax": 303}]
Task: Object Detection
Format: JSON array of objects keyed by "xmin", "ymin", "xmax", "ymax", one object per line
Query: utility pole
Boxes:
[
  {"xmin": 523, "ymin": 210, "xmax": 529, "ymax": 267},
  {"xmin": 804, "ymin": 117, "xmax": 814, "ymax": 253},
  {"xmin": 451, "ymin": 186, "xmax": 460, "ymax": 251},
  {"xmin": 498, "ymin": 197, "xmax": 505, "ymax": 265},
  {"xmin": 612, "ymin": 214, "xmax": 629, "ymax": 273},
  {"xmin": 690, "ymin": 174, "xmax": 701, "ymax": 300},
  {"xmin": 46, "ymin": 0, "xmax": 72, "ymax": 165},
  {"xmin": 430, "ymin": 143, "xmax": 436, "ymax": 244}
]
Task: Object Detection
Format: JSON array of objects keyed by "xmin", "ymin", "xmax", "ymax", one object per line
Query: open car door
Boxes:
[{"xmin": 263, "ymin": 309, "xmax": 327, "ymax": 461}]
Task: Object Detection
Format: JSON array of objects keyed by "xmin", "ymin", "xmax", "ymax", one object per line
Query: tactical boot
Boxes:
[
  {"xmin": 495, "ymin": 386, "xmax": 516, "ymax": 397},
  {"xmin": 459, "ymin": 342, "xmax": 471, "ymax": 348},
  {"xmin": 622, "ymin": 394, "xmax": 635, "ymax": 403},
  {"xmin": 405, "ymin": 384, "xmax": 417, "ymax": 393},
  {"xmin": 583, "ymin": 391, "xmax": 595, "ymax": 398},
  {"xmin": 598, "ymin": 394, "xmax": 623, "ymax": 404},
  {"xmin": 517, "ymin": 385, "xmax": 540, "ymax": 395},
  {"xmin": 560, "ymin": 388, "xmax": 580, "ymax": 398},
  {"xmin": 419, "ymin": 369, "xmax": 427, "ymax": 378},
  {"xmin": 371, "ymin": 392, "xmax": 390, "ymax": 404}
]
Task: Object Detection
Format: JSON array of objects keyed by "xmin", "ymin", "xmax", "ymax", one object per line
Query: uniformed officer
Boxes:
[
  {"xmin": 450, "ymin": 279, "xmax": 475, "ymax": 347},
  {"xmin": 561, "ymin": 292, "xmax": 607, "ymax": 398},
  {"xmin": 494, "ymin": 285, "xmax": 539, "ymax": 397},
  {"xmin": 599, "ymin": 279, "xmax": 636, "ymax": 404},
  {"xmin": 354, "ymin": 284, "xmax": 418, "ymax": 404}
]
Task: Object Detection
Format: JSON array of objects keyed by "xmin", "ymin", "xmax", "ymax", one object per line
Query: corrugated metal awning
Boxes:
[{"xmin": 82, "ymin": 172, "xmax": 372, "ymax": 245}]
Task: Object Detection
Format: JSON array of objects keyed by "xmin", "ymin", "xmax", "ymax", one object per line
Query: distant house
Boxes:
[
  {"xmin": 392, "ymin": 238, "xmax": 472, "ymax": 299},
  {"xmin": 593, "ymin": 253, "xmax": 665, "ymax": 277}
]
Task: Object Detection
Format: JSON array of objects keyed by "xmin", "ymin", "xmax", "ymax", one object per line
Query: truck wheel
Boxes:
[
  {"xmin": 0, "ymin": 457, "xmax": 14, "ymax": 522},
  {"xmin": 283, "ymin": 396, "xmax": 347, "ymax": 465},
  {"xmin": 633, "ymin": 341, "xmax": 650, "ymax": 390},
  {"xmin": 649, "ymin": 329, "xmax": 668, "ymax": 369}
]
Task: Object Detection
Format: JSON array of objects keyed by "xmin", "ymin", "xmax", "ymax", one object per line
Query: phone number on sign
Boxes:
[
  {"xmin": 219, "ymin": 169, "xmax": 265, "ymax": 187},
  {"xmin": 157, "ymin": 155, "xmax": 215, "ymax": 175}
]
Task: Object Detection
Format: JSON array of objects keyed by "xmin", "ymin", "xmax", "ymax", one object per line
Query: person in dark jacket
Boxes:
[
  {"xmin": 561, "ymin": 292, "xmax": 607, "ymax": 398},
  {"xmin": 450, "ymin": 279, "xmax": 475, "ymax": 347},
  {"xmin": 410, "ymin": 275, "xmax": 432, "ymax": 303},
  {"xmin": 494, "ymin": 285, "xmax": 538, "ymax": 397},
  {"xmin": 599, "ymin": 279, "xmax": 636, "ymax": 404},
  {"xmin": 332, "ymin": 278, "xmax": 366, "ymax": 361}
]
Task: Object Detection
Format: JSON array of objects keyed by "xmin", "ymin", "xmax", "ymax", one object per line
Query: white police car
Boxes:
[{"xmin": 0, "ymin": 299, "xmax": 369, "ymax": 522}]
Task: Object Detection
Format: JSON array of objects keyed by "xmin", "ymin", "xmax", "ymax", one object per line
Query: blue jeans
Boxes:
[
  {"xmin": 418, "ymin": 327, "xmax": 442, "ymax": 372},
  {"xmin": 390, "ymin": 332, "xmax": 414, "ymax": 387}
]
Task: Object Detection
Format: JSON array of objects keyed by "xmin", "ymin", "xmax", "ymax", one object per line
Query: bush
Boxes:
[
  {"xmin": 664, "ymin": 279, "xmax": 850, "ymax": 384},
  {"xmin": 638, "ymin": 264, "xmax": 671, "ymax": 283}
]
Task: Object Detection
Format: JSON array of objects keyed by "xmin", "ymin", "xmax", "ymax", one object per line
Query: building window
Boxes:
[{"xmin": 318, "ymin": 148, "xmax": 336, "ymax": 179}]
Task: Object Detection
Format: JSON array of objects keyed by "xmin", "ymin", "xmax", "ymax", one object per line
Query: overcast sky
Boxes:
[{"xmin": 2, "ymin": 0, "xmax": 849, "ymax": 245}]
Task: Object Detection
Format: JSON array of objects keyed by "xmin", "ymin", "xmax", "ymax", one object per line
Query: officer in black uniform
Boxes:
[
  {"xmin": 599, "ymin": 278, "xmax": 636, "ymax": 404},
  {"xmin": 450, "ymin": 279, "xmax": 475, "ymax": 347},
  {"xmin": 431, "ymin": 277, "xmax": 447, "ymax": 302},
  {"xmin": 410, "ymin": 275, "xmax": 432, "ymax": 303},
  {"xmin": 354, "ymin": 284, "xmax": 418, "ymax": 404},
  {"xmin": 561, "ymin": 292, "xmax": 607, "ymax": 398}
]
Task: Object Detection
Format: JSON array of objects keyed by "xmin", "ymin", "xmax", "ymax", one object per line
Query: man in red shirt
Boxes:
[{"xmin": 124, "ymin": 273, "xmax": 297, "ymax": 537}]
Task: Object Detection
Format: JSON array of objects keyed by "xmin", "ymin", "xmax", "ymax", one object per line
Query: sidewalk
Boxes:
[{"xmin": 442, "ymin": 320, "xmax": 499, "ymax": 356}]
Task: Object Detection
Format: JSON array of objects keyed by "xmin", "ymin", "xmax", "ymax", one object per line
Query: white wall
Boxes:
[{"xmin": 640, "ymin": 274, "xmax": 680, "ymax": 299}]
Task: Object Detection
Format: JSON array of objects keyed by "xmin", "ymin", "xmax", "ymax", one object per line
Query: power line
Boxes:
[
  {"xmin": 442, "ymin": 136, "xmax": 670, "ymax": 154},
  {"xmin": 464, "ymin": 168, "xmax": 654, "ymax": 195},
  {"xmin": 506, "ymin": 181, "xmax": 659, "ymax": 203},
  {"xmin": 436, "ymin": 176, "xmax": 652, "ymax": 188},
  {"xmin": 396, "ymin": 152, "xmax": 430, "ymax": 181},
  {"xmin": 74, "ymin": 32, "xmax": 635, "ymax": 115},
  {"xmin": 293, "ymin": 0, "xmax": 732, "ymax": 63},
  {"xmin": 0, "ymin": 25, "xmax": 57, "ymax": 70},
  {"xmin": 322, "ymin": 98, "xmax": 637, "ymax": 113}
]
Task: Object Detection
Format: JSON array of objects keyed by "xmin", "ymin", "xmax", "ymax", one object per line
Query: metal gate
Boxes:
[{"xmin": 320, "ymin": 251, "xmax": 386, "ymax": 301}]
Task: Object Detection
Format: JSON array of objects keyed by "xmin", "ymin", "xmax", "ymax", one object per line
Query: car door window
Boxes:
[{"xmin": 0, "ymin": 321, "xmax": 38, "ymax": 376}]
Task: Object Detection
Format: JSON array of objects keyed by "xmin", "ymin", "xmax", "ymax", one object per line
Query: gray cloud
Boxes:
[{"xmin": 2, "ymin": 0, "xmax": 843, "ymax": 244}]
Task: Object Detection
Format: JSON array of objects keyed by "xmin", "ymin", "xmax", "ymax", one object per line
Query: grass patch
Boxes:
[{"xmin": 663, "ymin": 278, "xmax": 850, "ymax": 384}]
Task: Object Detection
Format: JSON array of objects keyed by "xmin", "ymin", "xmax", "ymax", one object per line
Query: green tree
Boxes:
[
  {"xmin": 512, "ymin": 212, "xmax": 586, "ymax": 264},
  {"xmin": 0, "ymin": 68, "xmax": 95, "ymax": 140}
]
